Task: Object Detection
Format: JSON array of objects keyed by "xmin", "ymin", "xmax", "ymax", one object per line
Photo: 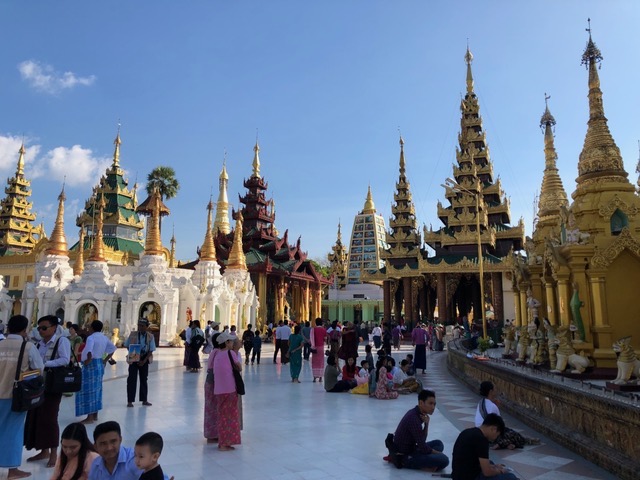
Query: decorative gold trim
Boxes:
[
  {"xmin": 591, "ymin": 228, "xmax": 640, "ymax": 268},
  {"xmin": 598, "ymin": 194, "xmax": 639, "ymax": 219}
]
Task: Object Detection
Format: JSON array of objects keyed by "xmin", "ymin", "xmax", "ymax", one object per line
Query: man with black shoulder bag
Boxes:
[
  {"xmin": 0, "ymin": 314, "xmax": 44, "ymax": 480},
  {"xmin": 24, "ymin": 314, "xmax": 71, "ymax": 469},
  {"xmin": 124, "ymin": 319, "xmax": 156, "ymax": 408}
]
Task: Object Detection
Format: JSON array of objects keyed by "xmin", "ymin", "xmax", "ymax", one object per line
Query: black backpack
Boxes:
[{"xmin": 191, "ymin": 330, "xmax": 205, "ymax": 349}]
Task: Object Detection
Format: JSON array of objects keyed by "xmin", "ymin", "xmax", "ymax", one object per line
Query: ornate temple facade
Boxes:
[
  {"xmin": 366, "ymin": 48, "xmax": 524, "ymax": 328},
  {"xmin": 213, "ymin": 143, "xmax": 330, "ymax": 328},
  {"xmin": 515, "ymin": 30, "xmax": 640, "ymax": 367},
  {"xmin": 324, "ymin": 188, "xmax": 386, "ymax": 323}
]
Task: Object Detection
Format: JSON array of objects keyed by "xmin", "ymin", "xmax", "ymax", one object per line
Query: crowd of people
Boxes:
[
  {"xmin": 0, "ymin": 314, "xmax": 173, "ymax": 479},
  {"xmin": 1, "ymin": 311, "xmax": 530, "ymax": 479}
]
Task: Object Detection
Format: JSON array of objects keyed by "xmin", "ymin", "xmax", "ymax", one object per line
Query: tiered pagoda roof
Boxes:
[
  {"xmin": 424, "ymin": 47, "xmax": 524, "ymax": 261},
  {"xmin": 0, "ymin": 144, "xmax": 45, "ymax": 255},
  {"xmin": 74, "ymin": 131, "xmax": 145, "ymax": 257},
  {"xmin": 380, "ymin": 136, "xmax": 422, "ymax": 270},
  {"xmin": 213, "ymin": 142, "xmax": 330, "ymax": 285}
]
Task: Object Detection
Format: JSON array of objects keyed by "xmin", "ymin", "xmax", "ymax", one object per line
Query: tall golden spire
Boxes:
[
  {"xmin": 17, "ymin": 143, "xmax": 26, "ymax": 176},
  {"xmin": 169, "ymin": 227, "xmax": 176, "ymax": 268},
  {"xmin": 89, "ymin": 195, "xmax": 107, "ymax": 262},
  {"xmin": 199, "ymin": 199, "xmax": 216, "ymax": 261},
  {"xmin": 226, "ymin": 211, "xmax": 247, "ymax": 270},
  {"xmin": 45, "ymin": 185, "xmax": 69, "ymax": 256},
  {"xmin": 214, "ymin": 158, "xmax": 231, "ymax": 234},
  {"xmin": 73, "ymin": 228, "xmax": 85, "ymax": 276},
  {"xmin": 465, "ymin": 43, "xmax": 474, "ymax": 94},
  {"xmin": 142, "ymin": 188, "xmax": 164, "ymax": 255},
  {"xmin": 251, "ymin": 141, "xmax": 261, "ymax": 178},
  {"xmin": 337, "ymin": 221, "xmax": 342, "ymax": 242},
  {"xmin": 577, "ymin": 19, "xmax": 628, "ymax": 188},
  {"xmin": 537, "ymin": 95, "xmax": 568, "ymax": 218},
  {"xmin": 362, "ymin": 185, "xmax": 376, "ymax": 214},
  {"xmin": 112, "ymin": 126, "xmax": 121, "ymax": 168}
]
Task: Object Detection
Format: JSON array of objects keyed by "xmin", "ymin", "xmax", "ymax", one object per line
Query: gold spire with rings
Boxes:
[
  {"xmin": 199, "ymin": 199, "xmax": 217, "ymax": 261},
  {"xmin": 537, "ymin": 94, "xmax": 568, "ymax": 217},
  {"xmin": 89, "ymin": 195, "xmax": 107, "ymax": 262},
  {"xmin": 465, "ymin": 41, "xmax": 474, "ymax": 94},
  {"xmin": 214, "ymin": 154, "xmax": 231, "ymax": 235},
  {"xmin": 17, "ymin": 143, "xmax": 26, "ymax": 176},
  {"xmin": 74, "ymin": 228, "xmax": 85, "ymax": 275},
  {"xmin": 252, "ymin": 141, "xmax": 261, "ymax": 178},
  {"xmin": 136, "ymin": 187, "xmax": 169, "ymax": 256},
  {"xmin": 227, "ymin": 210, "xmax": 247, "ymax": 270},
  {"xmin": 337, "ymin": 221, "xmax": 342, "ymax": 242},
  {"xmin": 45, "ymin": 184, "xmax": 69, "ymax": 256},
  {"xmin": 169, "ymin": 226, "xmax": 176, "ymax": 268},
  {"xmin": 362, "ymin": 185, "xmax": 376, "ymax": 214},
  {"xmin": 577, "ymin": 18, "xmax": 629, "ymax": 187}
]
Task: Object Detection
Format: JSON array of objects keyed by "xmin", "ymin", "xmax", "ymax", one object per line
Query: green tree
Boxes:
[{"xmin": 146, "ymin": 166, "xmax": 180, "ymax": 201}]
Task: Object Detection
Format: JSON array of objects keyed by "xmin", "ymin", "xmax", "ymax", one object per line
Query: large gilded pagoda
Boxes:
[
  {"xmin": 366, "ymin": 47, "xmax": 524, "ymax": 328},
  {"xmin": 0, "ymin": 144, "xmax": 45, "ymax": 256},
  {"xmin": 213, "ymin": 142, "xmax": 331, "ymax": 327},
  {"xmin": 73, "ymin": 131, "xmax": 145, "ymax": 263},
  {"xmin": 516, "ymin": 27, "xmax": 640, "ymax": 367}
]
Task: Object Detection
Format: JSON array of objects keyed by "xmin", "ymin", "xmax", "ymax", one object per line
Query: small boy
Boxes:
[
  {"xmin": 405, "ymin": 354, "xmax": 416, "ymax": 376},
  {"xmin": 134, "ymin": 432, "xmax": 165, "ymax": 480},
  {"xmin": 252, "ymin": 328, "xmax": 263, "ymax": 365},
  {"xmin": 358, "ymin": 360, "xmax": 370, "ymax": 384}
]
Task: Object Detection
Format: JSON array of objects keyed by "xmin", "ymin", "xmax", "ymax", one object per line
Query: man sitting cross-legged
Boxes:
[
  {"xmin": 452, "ymin": 413, "xmax": 519, "ymax": 480},
  {"xmin": 388, "ymin": 389, "xmax": 449, "ymax": 472}
]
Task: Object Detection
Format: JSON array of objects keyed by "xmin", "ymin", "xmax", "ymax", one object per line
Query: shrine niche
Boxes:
[
  {"xmin": 140, "ymin": 301, "xmax": 161, "ymax": 328},
  {"xmin": 79, "ymin": 303, "xmax": 99, "ymax": 329}
]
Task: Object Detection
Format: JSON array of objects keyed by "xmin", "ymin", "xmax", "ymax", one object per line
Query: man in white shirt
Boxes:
[
  {"xmin": 24, "ymin": 315, "xmax": 71, "ymax": 467},
  {"xmin": 76, "ymin": 319, "xmax": 116, "ymax": 424}
]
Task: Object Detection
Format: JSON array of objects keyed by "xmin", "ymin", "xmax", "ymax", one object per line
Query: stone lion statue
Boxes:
[
  {"xmin": 612, "ymin": 336, "xmax": 640, "ymax": 385},
  {"xmin": 517, "ymin": 326, "xmax": 531, "ymax": 362},
  {"xmin": 550, "ymin": 325, "xmax": 590, "ymax": 374}
]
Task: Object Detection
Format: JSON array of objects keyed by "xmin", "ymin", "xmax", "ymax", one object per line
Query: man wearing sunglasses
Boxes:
[{"xmin": 24, "ymin": 315, "xmax": 71, "ymax": 469}]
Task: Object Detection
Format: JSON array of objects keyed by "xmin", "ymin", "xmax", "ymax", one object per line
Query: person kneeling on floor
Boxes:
[{"xmin": 386, "ymin": 389, "xmax": 449, "ymax": 472}]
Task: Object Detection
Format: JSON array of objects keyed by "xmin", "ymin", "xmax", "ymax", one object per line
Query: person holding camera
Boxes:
[{"xmin": 125, "ymin": 319, "xmax": 156, "ymax": 408}]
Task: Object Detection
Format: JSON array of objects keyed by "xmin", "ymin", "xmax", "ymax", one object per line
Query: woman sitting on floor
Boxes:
[
  {"xmin": 324, "ymin": 356, "xmax": 356, "ymax": 392},
  {"xmin": 475, "ymin": 381, "xmax": 540, "ymax": 449}
]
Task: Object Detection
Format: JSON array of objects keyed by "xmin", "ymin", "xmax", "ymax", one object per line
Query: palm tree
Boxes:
[{"xmin": 146, "ymin": 166, "xmax": 180, "ymax": 201}]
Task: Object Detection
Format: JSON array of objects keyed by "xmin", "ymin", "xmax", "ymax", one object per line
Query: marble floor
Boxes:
[{"xmin": 17, "ymin": 343, "xmax": 618, "ymax": 480}]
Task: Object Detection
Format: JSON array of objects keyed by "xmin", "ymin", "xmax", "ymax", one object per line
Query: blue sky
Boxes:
[{"xmin": 1, "ymin": 1, "xmax": 639, "ymax": 263}]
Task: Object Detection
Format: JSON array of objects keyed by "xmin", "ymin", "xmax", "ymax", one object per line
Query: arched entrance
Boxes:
[
  {"xmin": 139, "ymin": 302, "xmax": 161, "ymax": 328},
  {"xmin": 78, "ymin": 303, "xmax": 98, "ymax": 330}
]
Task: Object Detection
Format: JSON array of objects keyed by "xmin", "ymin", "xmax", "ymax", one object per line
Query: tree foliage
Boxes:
[{"xmin": 146, "ymin": 166, "xmax": 180, "ymax": 201}]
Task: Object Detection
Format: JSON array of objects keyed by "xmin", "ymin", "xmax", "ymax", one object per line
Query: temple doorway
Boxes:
[
  {"xmin": 139, "ymin": 302, "xmax": 161, "ymax": 328},
  {"xmin": 78, "ymin": 303, "xmax": 98, "ymax": 330}
]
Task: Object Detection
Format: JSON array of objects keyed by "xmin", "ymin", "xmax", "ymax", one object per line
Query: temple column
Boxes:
[
  {"xmin": 589, "ymin": 273, "xmax": 610, "ymax": 345},
  {"xmin": 544, "ymin": 279, "xmax": 557, "ymax": 325},
  {"xmin": 529, "ymin": 268, "xmax": 545, "ymax": 318},
  {"xmin": 513, "ymin": 286, "xmax": 522, "ymax": 326},
  {"xmin": 437, "ymin": 273, "xmax": 447, "ymax": 322},
  {"xmin": 419, "ymin": 282, "xmax": 428, "ymax": 323},
  {"xmin": 491, "ymin": 273, "xmax": 504, "ymax": 322},
  {"xmin": 383, "ymin": 281, "xmax": 391, "ymax": 323},
  {"xmin": 518, "ymin": 287, "xmax": 528, "ymax": 326},
  {"xmin": 315, "ymin": 288, "xmax": 322, "ymax": 319},
  {"xmin": 556, "ymin": 276, "xmax": 571, "ymax": 326},
  {"xmin": 303, "ymin": 281, "xmax": 310, "ymax": 322},
  {"xmin": 403, "ymin": 277, "xmax": 413, "ymax": 325}
]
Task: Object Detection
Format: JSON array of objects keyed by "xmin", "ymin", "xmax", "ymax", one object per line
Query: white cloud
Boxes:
[
  {"xmin": 18, "ymin": 60, "xmax": 96, "ymax": 94},
  {"xmin": 31, "ymin": 145, "xmax": 111, "ymax": 187},
  {"xmin": 0, "ymin": 134, "xmax": 40, "ymax": 171}
]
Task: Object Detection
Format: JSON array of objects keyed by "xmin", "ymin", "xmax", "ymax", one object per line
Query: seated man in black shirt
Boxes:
[
  {"xmin": 451, "ymin": 413, "xmax": 519, "ymax": 480},
  {"xmin": 390, "ymin": 389, "xmax": 449, "ymax": 471}
]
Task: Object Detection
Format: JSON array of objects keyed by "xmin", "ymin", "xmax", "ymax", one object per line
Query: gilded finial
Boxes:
[
  {"xmin": 199, "ymin": 198, "xmax": 216, "ymax": 261},
  {"xmin": 45, "ymin": 184, "xmax": 69, "ymax": 256},
  {"xmin": 73, "ymin": 228, "xmax": 85, "ymax": 276},
  {"xmin": 540, "ymin": 93, "xmax": 556, "ymax": 131},
  {"xmin": 227, "ymin": 211, "xmax": 247, "ymax": 270},
  {"xmin": 337, "ymin": 221, "xmax": 342, "ymax": 242},
  {"xmin": 465, "ymin": 43, "xmax": 474, "ymax": 94},
  {"xmin": 251, "ymin": 140, "xmax": 261, "ymax": 178},
  {"xmin": 362, "ymin": 184, "xmax": 376, "ymax": 214},
  {"xmin": 17, "ymin": 143, "xmax": 26, "ymax": 176},
  {"xmin": 112, "ymin": 122, "xmax": 122, "ymax": 168},
  {"xmin": 214, "ymin": 155, "xmax": 231, "ymax": 235},
  {"xmin": 399, "ymin": 134, "xmax": 406, "ymax": 174},
  {"xmin": 169, "ymin": 224, "xmax": 176, "ymax": 268}
]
